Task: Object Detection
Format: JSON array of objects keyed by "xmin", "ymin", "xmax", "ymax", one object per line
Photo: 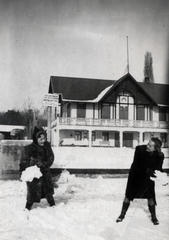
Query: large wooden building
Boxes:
[{"xmin": 47, "ymin": 73, "xmax": 169, "ymax": 149}]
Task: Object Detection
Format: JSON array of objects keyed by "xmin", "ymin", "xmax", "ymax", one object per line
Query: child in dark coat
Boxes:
[{"xmin": 20, "ymin": 126, "xmax": 55, "ymax": 210}]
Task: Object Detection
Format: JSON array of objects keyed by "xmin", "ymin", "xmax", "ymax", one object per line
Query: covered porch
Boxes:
[{"xmin": 51, "ymin": 126, "xmax": 168, "ymax": 149}]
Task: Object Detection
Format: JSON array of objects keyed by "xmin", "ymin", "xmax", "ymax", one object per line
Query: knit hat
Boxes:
[{"xmin": 151, "ymin": 137, "xmax": 162, "ymax": 152}]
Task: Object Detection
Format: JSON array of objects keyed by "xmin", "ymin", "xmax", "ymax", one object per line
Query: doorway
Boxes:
[{"xmin": 123, "ymin": 133, "xmax": 133, "ymax": 147}]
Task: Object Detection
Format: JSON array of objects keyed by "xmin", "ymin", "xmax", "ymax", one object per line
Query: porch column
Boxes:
[
  {"xmin": 119, "ymin": 131, "xmax": 123, "ymax": 148},
  {"xmin": 134, "ymin": 105, "xmax": 137, "ymax": 120},
  {"xmin": 88, "ymin": 129, "xmax": 92, "ymax": 147},
  {"xmin": 139, "ymin": 132, "xmax": 143, "ymax": 145},
  {"xmin": 110, "ymin": 104, "xmax": 113, "ymax": 119},
  {"xmin": 56, "ymin": 128, "xmax": 60, "ymax": 147}
]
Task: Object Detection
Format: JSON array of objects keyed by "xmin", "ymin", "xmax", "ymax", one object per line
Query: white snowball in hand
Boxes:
[{"xmin": 20, "ymin": 165, "xmax": 42, "ymax": 182}]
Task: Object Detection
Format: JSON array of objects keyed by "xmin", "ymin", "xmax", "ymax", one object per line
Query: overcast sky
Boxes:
[{"xmin": 0, "ymin": 0, "xmax": 168, "ymax": 111}]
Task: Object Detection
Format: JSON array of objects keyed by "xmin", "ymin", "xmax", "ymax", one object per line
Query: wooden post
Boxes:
[
  {"xmin": 88, "ymin": 129, "xmax": 92, "ymax": 147},
  {"xmin": 139, "ymin": 132, "xmax": 143, "ymax": 145},
  {"xmin": 119, "ymin": 131, "xmax": 123, "ymax": 148},
  {"xmin": 47, "ymin": 106, "xmax": 52, "ymax": 142}
]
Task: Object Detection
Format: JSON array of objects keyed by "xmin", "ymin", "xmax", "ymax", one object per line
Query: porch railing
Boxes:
[{"xmin": 52, "ymin": 117, "xmax": 169, "ymax": 129}]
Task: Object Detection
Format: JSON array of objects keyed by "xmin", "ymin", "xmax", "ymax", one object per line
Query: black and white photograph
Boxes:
[{"xmin": 0, "ymin": 0, "xmax": 169, "ymax": 239}]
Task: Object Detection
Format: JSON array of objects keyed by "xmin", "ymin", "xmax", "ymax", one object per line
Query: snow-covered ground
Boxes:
[{"xmin": 0, "ymin": 170, "xmax": 169, "ymax": 240}]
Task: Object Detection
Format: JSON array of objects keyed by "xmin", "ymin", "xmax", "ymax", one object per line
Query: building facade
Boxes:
[{"xmin": 47, "ymin": 73, "xmax": 169, "ymax": 149}]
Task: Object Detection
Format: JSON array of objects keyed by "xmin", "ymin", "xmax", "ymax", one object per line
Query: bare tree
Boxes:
[
  {"xmin": 144, "ymin": 51, "xmax": 154, "ymax": 83},
  {"xmin": 22, "ymin": 97, "xmax": 34, "ymax": 138}
]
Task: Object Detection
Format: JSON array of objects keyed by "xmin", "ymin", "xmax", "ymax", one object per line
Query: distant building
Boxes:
[
  {"xmin": 47, "ymin": 73, "xmax": 169, "ymax": 148},
  {"xmin": 0, "ymin": 125, "xmax": 26, "ymax": 140}
]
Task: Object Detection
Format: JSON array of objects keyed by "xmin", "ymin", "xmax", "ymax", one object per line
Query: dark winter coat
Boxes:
[
  {"xmin": 125, "ymin": 145, "xmax": 164, "ymax": 204},
  {"xmin": 20, "ymin": 128, "xmax": 54, "ymax": 203}
]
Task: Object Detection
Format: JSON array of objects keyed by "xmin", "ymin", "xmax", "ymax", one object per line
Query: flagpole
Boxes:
[{"xmin": 127, "ymin": 36, "xmax": 129, "ymax": 73}]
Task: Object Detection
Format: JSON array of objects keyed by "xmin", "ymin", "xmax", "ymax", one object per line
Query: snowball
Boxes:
[
  {"xmin": 150, "ymin": 171, "xmax": 168, "ymax": 185},
  {"xmin": 20, "ymin": 165, "xmax": 42, "ymax": 182}
]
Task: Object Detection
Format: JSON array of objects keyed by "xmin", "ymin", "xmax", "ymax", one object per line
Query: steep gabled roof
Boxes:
[
  {"xmin": 100, "ymin": 73, "xmax": 158, "ymax": 105},
  {"xmin": 49, "ymin": 76, "xmax": 115, "ymax": 101},
  {"xmin": 49, "ymin": 74, "xmax": 169, "ymax": 106},
  {"xmin": 140, "ymin": 82, "xmax": 169, "ymax": 106}
]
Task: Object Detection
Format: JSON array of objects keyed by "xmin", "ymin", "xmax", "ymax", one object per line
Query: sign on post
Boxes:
[
  {"xmin": 43, "ymin": 94, "xmax": 59, "ymax": 107},
  {"xmin": 43, "ymin": 94, "xmax": 59, "ymax": 142}
]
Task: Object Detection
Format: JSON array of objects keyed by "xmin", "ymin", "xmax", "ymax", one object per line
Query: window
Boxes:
[
  {"xmin": 67, "ymin": 103, "xmax": 71, "ymax": 117},
  {"xmin": 119, "ymin": 105, "xmax": 128, "ymax": 119},
  {"xmin": 160, "ymin": 133, "xmax": 167, "ymax": 145},
  {"xmin": 92, "ymin": 132, "xmax": 96, "ymax": 141},
  {"xmin": 101, "ymin": 103, "xmax": 110, "ymax": 119},
  {"xmin": 159, "ymin": 107, "xmax": 166, "ymax": 121},
  {"xmin": 77, "ymin": 103, "xmax": 86, "ymax": 118},
  {"xmin": 102, "ymin": 132, "xmax": 109, "ymax": 141},
  {"xmin": 137, "ymin": 105, "xmax": 145, "ymax": 120},
  {"xmin": 117, "ymin": 91, "xmax": 134, "ymax": 120},
  {"xmin": 75, "ymin": 131, "xmax": 82, "ymax": 141},
  {"xmin": 123, "ymin": 133, "xmax": 133, "ymax": 148}
]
